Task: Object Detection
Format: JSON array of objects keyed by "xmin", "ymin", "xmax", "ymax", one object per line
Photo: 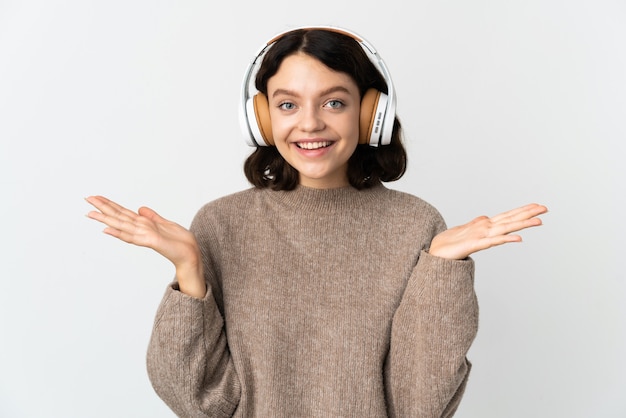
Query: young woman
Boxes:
[{"xmin": 86, "ymin": 27, "xmax": 547, "ymax": 417}]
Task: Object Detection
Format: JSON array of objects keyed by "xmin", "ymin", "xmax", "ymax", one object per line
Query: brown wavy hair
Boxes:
[{"xmin": 244, "ymin": 28, "xmax": 407, "ymax": 190}]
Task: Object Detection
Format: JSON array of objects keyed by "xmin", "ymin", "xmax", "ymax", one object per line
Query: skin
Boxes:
[
  {"xmin": 86, "ymin": 52, "xmax": 548, "ymax": 299},
  {"xmin": 267, "ymin": 53, "xmax": 361, "ymax": 189}
]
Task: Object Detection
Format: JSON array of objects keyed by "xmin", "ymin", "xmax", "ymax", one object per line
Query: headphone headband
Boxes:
[{"xmin": 239, "ymin": 26, "xmax": 397, "ymax": 147}]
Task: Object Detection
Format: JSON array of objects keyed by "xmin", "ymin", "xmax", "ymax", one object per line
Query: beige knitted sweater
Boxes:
[{"xmin": 146, "ymin": 183, "xmax": 478, "ymax": 417}]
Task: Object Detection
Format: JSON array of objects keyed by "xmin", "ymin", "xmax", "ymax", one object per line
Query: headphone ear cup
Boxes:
[
  {"xmin": 359, "ymin": 88, "xmax": 387, "ymax": 145},
  {"xmin": 252, "ymin": 93, "xmax": 274, "ymax": 145},
  {"xmin": 251, "ymin": 89, "xmax": 387, "ymax": 146}
]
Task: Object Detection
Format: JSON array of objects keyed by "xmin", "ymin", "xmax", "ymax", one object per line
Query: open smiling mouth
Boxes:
[{"xmin": 296, "ymin": 141, "xmax": 333, "ymax": 150}]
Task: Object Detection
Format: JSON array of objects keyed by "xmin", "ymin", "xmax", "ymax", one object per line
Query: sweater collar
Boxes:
[{"xmin": 262, "ymin": 182, "xmax": 387, "ymax": 213}]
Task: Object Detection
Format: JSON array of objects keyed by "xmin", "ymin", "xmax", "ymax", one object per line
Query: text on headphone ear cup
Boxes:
[
  {"xmin": 359, "ymin": 88, "xmax": 381, "ymax": 145},
  {"xmin": 253, "ymin": 93, "xmax": 274, "ymax": 145}
]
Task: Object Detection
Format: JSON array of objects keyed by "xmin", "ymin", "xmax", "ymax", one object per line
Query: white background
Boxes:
[{"xmin": 1, "ymin": 1, "xmax": 624, "ymax": 417}]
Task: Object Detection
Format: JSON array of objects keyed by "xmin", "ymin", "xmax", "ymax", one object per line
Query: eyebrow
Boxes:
[{"xmin": 271, "ymin": 85, "xmax": 352, "ymax": 99}]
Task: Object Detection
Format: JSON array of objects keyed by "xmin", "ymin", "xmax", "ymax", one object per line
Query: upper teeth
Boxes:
[{"xmin": 297, "ymin": 141, "xmax": 331, "ymax": 150}]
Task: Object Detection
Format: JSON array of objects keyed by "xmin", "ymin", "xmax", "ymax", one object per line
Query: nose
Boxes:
[{"xmin": 298, "ymin": 105, "xmax": 325, "ymax": 133}]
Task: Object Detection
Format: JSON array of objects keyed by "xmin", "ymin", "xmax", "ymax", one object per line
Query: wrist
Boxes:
[{"xmin": 175, "ymin": 260, "xmax": 206, "ymax": 299}]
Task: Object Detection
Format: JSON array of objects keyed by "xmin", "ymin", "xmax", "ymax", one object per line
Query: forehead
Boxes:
[{"xmin": 267, "ymin": 53, "xmax": 358, "ymax": 93}]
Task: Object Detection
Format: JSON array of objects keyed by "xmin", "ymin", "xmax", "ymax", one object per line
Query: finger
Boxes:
[
  {"xmin": 86, "ymin": 196, "xmax": 140, "ymax": 229},
  {"xmin": 102, "ymin": 224, "xmax": 147, "ymax": 245},
  {"xmin": 97, "ymin": 210, "xmax": 161, "ymax": 245},
  {"xmin": 488, "ymin": 203, "xmax": 540, "ymax": 223},
  {"xmin": 86, "ymin": 204, "xmax": 140, "ymax": 233},
  {"xmin": 490, "ymin": 203, "xmax": 548, "ymax": 224},
  {"xmin": 85, "ymin": 195, "xmax": 118, "ymax": 211},
  {"xmin": 453, "ymin": 232, "xmax": 519, "ymax": 258},
  {"xmin": 86, "ymin": 196, "xmax": 137, "ymax": 220},
  {"xmin": 138, "ymin": 206, "xmax": 166, "ymax": 223},
  {"xmin": 487, "ymin": 216, "xmax": 543, "ymax": 238},
  {"xmin": 480, "ymin": 233, "xmax": 523, "ymax": 250},
  {"xmin": 88, "ymin": 211, "xmax": 136, "ymax": 235}
]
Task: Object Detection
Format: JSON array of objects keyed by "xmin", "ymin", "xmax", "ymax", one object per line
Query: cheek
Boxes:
[
  {"xmin": 270, "ymin": 117, "xmax": 291, "ymax": 155},
  {"xmin": 268, "ymin": 110, "xmax": 289, "ymax": 140},
  {"xmin": 345, "ymin": 111, "xmax": 361, "ymax": 143}
]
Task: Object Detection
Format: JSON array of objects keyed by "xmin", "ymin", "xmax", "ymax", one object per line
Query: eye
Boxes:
[
  {"xmin": 325, "ymin": 100, "xmax": 344, "ymax": 109},
  {"xmin": 278, "ymin": 101, "xmax": 296, "ymax": 111}
]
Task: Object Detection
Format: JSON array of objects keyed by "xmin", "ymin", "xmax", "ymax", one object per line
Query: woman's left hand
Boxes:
[{"xmin": 428, "ymin": 203, "xmax": 548, "ymax": 260}]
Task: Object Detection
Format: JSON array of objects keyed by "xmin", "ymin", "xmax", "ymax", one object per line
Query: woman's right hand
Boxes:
[{"xmin": 86, "ymin": 195, "xmax": 206, "ymax": 298}]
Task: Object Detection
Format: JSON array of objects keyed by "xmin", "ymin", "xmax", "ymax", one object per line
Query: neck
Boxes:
[{"xmin": 298, "ymin": 174, "xmax": 349, "ymax": 189}]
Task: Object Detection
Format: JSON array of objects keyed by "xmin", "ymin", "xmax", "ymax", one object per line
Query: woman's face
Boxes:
[{"xmin": 266, "ymin": 52, "xmax": 361, "ymax": 189}]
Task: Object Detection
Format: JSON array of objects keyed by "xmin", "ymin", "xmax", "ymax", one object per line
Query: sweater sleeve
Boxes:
[
  {"xmin": 145, "ymin": 206, "xmax": 241, "ymax": 417},
  {"xmin": 146, "ymin": 284, "xmax": 240, "ymax": 417},
  {"xmin": 385, "ymin": 251, "xmax": 479, "ymax": 418}
]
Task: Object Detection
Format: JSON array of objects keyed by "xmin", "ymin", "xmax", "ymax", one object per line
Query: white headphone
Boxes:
[{"xmin": 239, "ymin": 26, "xmax": 397, "ymax": 147}]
